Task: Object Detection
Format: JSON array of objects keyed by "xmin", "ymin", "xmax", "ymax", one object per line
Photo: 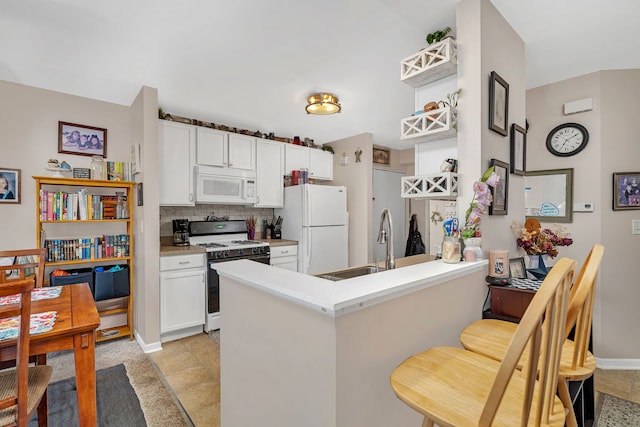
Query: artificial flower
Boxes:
[
  {"xmin": 460, "ymin": 166, "xmax": 499, "ymax": 239},
  {"xmin": 511, "ymin": 218, "xmax": 573, "ymax": 258}
]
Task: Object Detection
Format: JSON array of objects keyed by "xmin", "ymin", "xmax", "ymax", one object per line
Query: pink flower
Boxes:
[
  {"xmin": 473, "ymin": 181, "xmax": 489, "ymax": 197},
  {"xmin": 485, "ymin": 172, "xmax": 499, "ymax": 188},
  {"xmin": 467, "ymin": 209, "xmax": 482, "ymax": 225}
]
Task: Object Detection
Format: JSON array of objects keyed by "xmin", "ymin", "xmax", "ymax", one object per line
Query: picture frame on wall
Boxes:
[
  {"xmin": 509, "ymin": 257, "xmax": 527, "ymax": 279},
  {"xmin": 525, "ymin": 168, "xmax": 574, "ymax": 223},
  {"xmin": 0, "ymin": 167, "xmax": 21, "ymax": 204},
  {"xmin": 489, "ymin": 158, "xmax": 509, "ymax": 215},
  {"xmin": 489, "ymin": 71, "xmax": 509, "ymax": 136},
  {"xmin": 373, "ymin": 148, "xmax": 390, "ymax": 165},
  {"xmin": 613, "ymin": 172, "xmax": 640, "ymax": 210},
  {"xmin": 510, "ymin": 123, "xmax": 526, "ymax": 175},
  {"xmin": 58, "ymin": 121, "xmax": 108, "ymax": 157}
]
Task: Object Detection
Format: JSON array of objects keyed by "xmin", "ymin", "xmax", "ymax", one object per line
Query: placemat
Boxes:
[
  {"xmin": 0, "ymin": 286, "xmax": 63, "ymax": 306},
  {"xmin": 0, "ymin": 311, "xmax": 57, "ymax": 341}
]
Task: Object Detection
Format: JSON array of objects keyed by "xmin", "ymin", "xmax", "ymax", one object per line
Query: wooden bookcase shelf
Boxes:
[{"xmin": 33, "ymin": 176, "xmax": 135, "ymax": 342}]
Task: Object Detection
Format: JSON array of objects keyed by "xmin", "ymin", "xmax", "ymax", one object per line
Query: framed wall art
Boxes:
[
  {"xmin": 373, "ymin": 148, "xmax": 390, "ymax": 165},
  {"xmin": 509, "ymin": 257, "xmax": 527, "ymax": 279},
  {"xmin": 58, "ymin": 121, "xmax": 108, "ymax": 157},
  {"xmin": 613, "ymin": 172, "xmax": 640, "ymax": 210},
  {"xmin": 489, "ymin": 71, "xmax": 509, "ymax": 136},
  {"xmin": 0, "ymin": 167, "xmax": 21, "ymax": 204},
  {"xmin": 525, "ymin": 168, "xmax": 574, "ymax": 223},
  {"xmin": 510, "ymin": 123, "xmax": 526, "ymax": 175},
  {"xmin": 489, "ymin": 159, "xmax": 509, "ymax": 215}
]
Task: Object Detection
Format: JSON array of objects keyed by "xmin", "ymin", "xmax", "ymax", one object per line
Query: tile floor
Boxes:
[{"xmin": 150, "ymin": 333, "xmax": 637, "ymax": 426}]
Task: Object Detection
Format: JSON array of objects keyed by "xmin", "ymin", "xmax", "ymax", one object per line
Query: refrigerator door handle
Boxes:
[{"xmin": 306, "ymin": 227, "xmax": 311, "ymax": 272}]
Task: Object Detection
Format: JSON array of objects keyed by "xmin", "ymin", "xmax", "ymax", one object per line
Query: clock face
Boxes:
[{"xmin": 546, "ymin": 123, "xmax": 589, "ymax": 157}]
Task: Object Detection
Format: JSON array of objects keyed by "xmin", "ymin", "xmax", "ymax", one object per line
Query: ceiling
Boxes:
[{"xmin": 1, "ymin": 0, "xmax": 639, "ymax": 150}]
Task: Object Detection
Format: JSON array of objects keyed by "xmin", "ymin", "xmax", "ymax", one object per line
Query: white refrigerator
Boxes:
[{"xmin": 275, "ymin": 184, "xmax": 348, "ymax": 275}]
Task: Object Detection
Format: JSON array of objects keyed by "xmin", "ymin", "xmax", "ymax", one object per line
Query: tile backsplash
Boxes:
[{"xmin": 160, "ymin": 205, "xmax": 275, "ymax": 236}]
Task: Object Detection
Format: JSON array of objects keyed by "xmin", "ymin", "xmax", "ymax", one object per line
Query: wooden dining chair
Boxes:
[
  {"xmin": 459, "ymin": 244, "xmax": 604, "ymax": 427},
  {"xmin": 0, "ymin": 248, "xmax": 49, "ymax": 426},
  {"xmin": 0, "ymin": 248, "xmax": 46, "ymax": 288},
  {"xmin": 390, "ymin": 257, "xmax": 576, "ymax": 427},
  {"xmin": 0, "ymin": 278, "xmax": 52, "ymax": 427}
]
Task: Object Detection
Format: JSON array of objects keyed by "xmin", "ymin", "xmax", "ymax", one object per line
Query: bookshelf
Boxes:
[{"xmin": 34, "ymin": 176, "xmax": 134, "ymax": 342}]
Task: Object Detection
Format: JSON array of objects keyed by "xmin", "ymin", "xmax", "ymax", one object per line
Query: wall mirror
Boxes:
[{"xmin": 524, "ymin": 168, "xmax": 573, "ymax": 223}]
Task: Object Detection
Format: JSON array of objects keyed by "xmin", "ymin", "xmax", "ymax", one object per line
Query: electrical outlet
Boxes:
[{"xmin": 633, "ymin": 219, "xmax": 640, "ymax": 235}]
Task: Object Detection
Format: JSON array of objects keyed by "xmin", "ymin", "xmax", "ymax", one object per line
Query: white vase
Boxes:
[{"xmin": 463, "ymin": 237, "xmax": 483, "ymax": 261}]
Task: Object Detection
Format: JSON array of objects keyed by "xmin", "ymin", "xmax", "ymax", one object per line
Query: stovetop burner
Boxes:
[
  {"xmin": 196, "ymin": 242, "xmax": 228, "ymax": 249},
  {"xmin": 230, "ymin": 240, "xmax": 256, "ymax": 245}
]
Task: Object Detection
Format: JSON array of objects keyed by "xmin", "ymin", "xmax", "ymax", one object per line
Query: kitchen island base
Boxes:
[{"xmin": 218, "ymin": 260, "xmax": 487, "ymax": 427}]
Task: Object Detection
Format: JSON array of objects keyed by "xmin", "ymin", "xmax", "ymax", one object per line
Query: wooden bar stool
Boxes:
[
  {"xmin": 390, "ymin": 258, "xmax": 576, "ymax": 427},
  {"xmin": 460, "ymin": 244, "xmax": 604, "ymax": 427}
]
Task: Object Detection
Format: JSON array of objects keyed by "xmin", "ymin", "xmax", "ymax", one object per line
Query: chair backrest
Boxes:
[
  {"xmin": 0, "ymin": 248, "xmax": 46, "ymax": 288},
  {"xmin": 0, "ymin": 277, "xmax": 36, "ymax": 423},
  {"xmin": 564, "ymin": 244, "xmax": 604, "ymax": 369},
  {"xmin": 480, "ymin": 257, "xmax": 576, "ymax": 427}
]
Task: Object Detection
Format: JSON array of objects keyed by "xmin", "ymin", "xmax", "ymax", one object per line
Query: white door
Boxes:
[
  {"xmin": 304, "ymin": 185, "xmax": 347, "ymax": 227},
  {"xmin": 256, "ymin": 139, "xmax": 284, "ymax": 207},
  {"xmin": 303, "ymin": 226, "xmax": 348, "ymax": 274},
  {"xmin": 228, "ymin": 133, "xmax": 256, "ymax": 171},
  {"xmin": 309, "ymin": 149, "xmax": 333, "ymax": 180},
  {"xmin": 196, "ymin": 127, "xmax": 227, "ymax": 167},
  {"xmin": 158, "ymin": 120, "xmax": 196, "ymax": 206},
  {"xmin": 160, "ymin": 269, "xmax": 206, "ymax": 334},
  {"xmin": 372, "ymin": 168, "xmax": 406, "ymax": 262}
]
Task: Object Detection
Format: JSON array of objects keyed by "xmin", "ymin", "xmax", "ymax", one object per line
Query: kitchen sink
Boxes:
[{"xmin": 315, "ymin": 265, "xmax": 386, "ymax": 281}]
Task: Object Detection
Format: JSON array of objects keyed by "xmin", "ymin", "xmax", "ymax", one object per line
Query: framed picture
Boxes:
[
  {"xmin": 509, "ymin": 257, "xmax": 527, "ymax": 279},
  {"xmin": 489, "ymin": 71, "xmax": 509, "ymax": 136},
  {"xmin": 613, "ymin": 172, "xmax": 640, "ymax": 210},
  {"xmin": 373, "ymin": 148, "xmax": 390, "ymax": 165},
  {"xmin": 510, "ymin": 123, "xmax": 526, "ymax": 175},
  {"xmin": 489, "ymin": 159, "xmax": 509, "ymax": 215},
  {"xmin": 525, "ymin": 168, "xmax": 574, "ymax": 223},
  {"xmin": 58, "ymin": 121, "xmax": 107, "ymax": 157},
  {"xmin": 131, "ymin": 143, "xmax": 142, "ymax": 175},
  {"xmin": 0, "ymin": 167, "xmax": 21, "ymax": 204}
]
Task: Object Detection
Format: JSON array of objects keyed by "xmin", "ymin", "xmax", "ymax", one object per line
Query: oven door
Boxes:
[{"xmin": 206, "ymin": 254, "xmax": 270, "ymax": 331}]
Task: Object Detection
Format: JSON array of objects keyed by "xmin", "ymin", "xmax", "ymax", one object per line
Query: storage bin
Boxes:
[
  {"xmin": 50, "ymin": 268, "xmax": 95, "ymax": 296},
  {"xmin": 93, "ymin": 264, "xmax": 130, "ymax": 301}
]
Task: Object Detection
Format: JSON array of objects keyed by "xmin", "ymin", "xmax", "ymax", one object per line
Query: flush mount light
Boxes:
[{"xmin": 306, "ymin": 92, "xmax": 341, "ymax": 115}]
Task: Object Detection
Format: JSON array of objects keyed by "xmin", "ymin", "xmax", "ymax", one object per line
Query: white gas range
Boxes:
[{"xmin": 188, "ymin": 220, "xmax": 270, "ymax": 332}]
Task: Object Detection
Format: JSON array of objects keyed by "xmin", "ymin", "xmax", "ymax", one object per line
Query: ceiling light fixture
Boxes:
[{"xmin": 306, "ymin": 92, "xmax": 341, "ymax": 115}]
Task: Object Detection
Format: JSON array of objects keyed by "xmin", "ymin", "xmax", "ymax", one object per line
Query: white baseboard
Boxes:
[
  {"xmin": 596, "ymin": 357, "xmax": 640, "ymax": 370},
  {"xmin": 135, "ymin": 330, "xmax": 163, "ymax": 353}
]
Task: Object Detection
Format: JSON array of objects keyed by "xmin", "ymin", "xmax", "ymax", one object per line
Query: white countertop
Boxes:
[{"xmin": 215, "ymin": 259, "xmax": 488, "ymax": 317}]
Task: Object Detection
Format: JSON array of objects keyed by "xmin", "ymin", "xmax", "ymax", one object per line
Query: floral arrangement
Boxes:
[
  {"xmin": 512, "ymin": 218, "xmax": 573, "ymax": 258},
  {"xmin": 460, "ymin": 166, "xmax": 499, "ymax": 239}
]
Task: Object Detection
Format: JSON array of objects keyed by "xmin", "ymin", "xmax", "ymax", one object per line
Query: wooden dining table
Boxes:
[{"xmin": 0, "ymin": 283, "xmax": 101, "ymax": 426}]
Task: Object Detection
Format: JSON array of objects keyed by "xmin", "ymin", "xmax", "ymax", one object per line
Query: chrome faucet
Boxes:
[{"xmin": 377, "ymin": 208, "xmax": 395, "ymax": 270}]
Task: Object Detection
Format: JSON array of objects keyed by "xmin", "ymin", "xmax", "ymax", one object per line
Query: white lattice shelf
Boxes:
[
  {"xmin": 401, "ymin": 173, "xmax": 458, "ymax": 200},
  {"xmin": 400, "ymin": 106, "xmax": 457, "ymax": 141},
  {"xmin": 400, "ymin": 38, "xmax": 457, "ymax": 87}
]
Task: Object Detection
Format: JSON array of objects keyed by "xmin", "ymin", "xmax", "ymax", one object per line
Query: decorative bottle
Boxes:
[{"xmin": 115, "ymin": 191, "xmax": 128, "ymax": 219}]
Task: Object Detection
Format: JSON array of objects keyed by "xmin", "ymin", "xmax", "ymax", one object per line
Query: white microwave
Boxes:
[{"xmin": 195, "ymin": 167, "xmax": 256, "ymax": 205}]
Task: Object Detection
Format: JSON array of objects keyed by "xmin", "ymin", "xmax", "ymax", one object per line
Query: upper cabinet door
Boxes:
[
  {"xmin": 196, "ymin": 127, "xmax": 227, "ymax": 168},
  {"xmin": 309, "ymin": 149, "xmax": 333, "ymax": 180},
  {"xmin": 255, "ymin": 139, "xmax": 284, "ymax": 208},
  {"xmin": 228, "ymin": 133, "xmax": 256, "ymax": 171},
  {"xmin": 284, "ymin": 144, "xmax": 309, "ymax": 175},
  {"xmin": 158, "ymin": 120, "xmax": 196, "ymax": 206}
]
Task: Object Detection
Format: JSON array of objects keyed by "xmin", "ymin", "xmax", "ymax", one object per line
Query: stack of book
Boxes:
[
  {"xmin": 39, "ymin": 189, "xmax": 127, "ymax": 220},
  {"xmin": 43, "ymin": 234, "xmax": 130, "ymax": 262}
]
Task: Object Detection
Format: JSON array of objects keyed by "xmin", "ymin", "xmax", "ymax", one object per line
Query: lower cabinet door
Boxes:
[{"xmin": 160, "ymin": 269, "xmax": 206, "ymax": 333}]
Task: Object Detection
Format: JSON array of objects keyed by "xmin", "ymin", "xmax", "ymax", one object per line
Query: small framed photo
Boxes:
[
  {"xmin": 373, "ymin": 148, "xmax": 390, "ymax": 165},
  {"xmin": 489, "ymin": 158, "xmax": 509, "ymax": 215},
  {"xmin": 0, "ymin": 167, "xmax": 21, "ymax": 204},
  {"xmin": 131, "ymin": 143, "xmax": 142, "ymax": 175},
  {"xmin": 509, "ymin": 257, "xmax": 527, "ymax": 279},
  {"xmin": 489, "ymin": 71, "xmax": 509, "ymax": 136},
  {"xmin": 510, "ymin": 123, "xmax": 526, "ymax": 175},
  {"xmin": 58, "ymin": 121, "xmax": 108, "ymax": 157},
  {"xmin": 613, "ymin": 172, "xmax": 640, "ymax": 210}
]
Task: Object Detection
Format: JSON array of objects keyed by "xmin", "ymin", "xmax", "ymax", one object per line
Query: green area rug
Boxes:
[{"xmin": 596, "ymin": 393, "xmax": 640, "ymax": 426}]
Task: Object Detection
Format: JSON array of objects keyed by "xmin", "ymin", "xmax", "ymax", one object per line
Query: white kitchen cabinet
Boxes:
[
  {"xmin": 196, "ymin": 127, "xmax": 256, "ymax": 173},
  {"xmin": 309, "ymin": 149, "xmax": 333, "ymax": 180},
  {"xmin": 270, "ymin": 244, "xmax": 298, "ymax": 271},
  {"xmin": 285, "ymin": 145, "xmax": 333, "ymax": 181},
  {"xmin": 158, "ymin": 120, "xmax": 196, "ymax": 206},
  {"xmin": 256, "ymin": 139, "xmax": 284, "ymax": 208},
  {"xmin": 284, "ymin": 144, "xmax": 308, "ymax": 174},
  {"xmin": 160, "ymin": 253, "xmax": 206, "ymax": 342}
]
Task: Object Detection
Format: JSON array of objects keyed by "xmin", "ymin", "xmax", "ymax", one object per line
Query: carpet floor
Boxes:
[
  {"xmin": 596, "ymin": 392, "xmax": 640, "ymax": 426},
  {"xmin": 44, "ymin": 337, "xmax": 191, "ymax": 427}
]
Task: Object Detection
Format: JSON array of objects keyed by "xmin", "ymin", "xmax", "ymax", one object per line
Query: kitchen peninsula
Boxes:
[{"xmin": 216, "ymin": 258, "xmax": 488, "ymax": 427}]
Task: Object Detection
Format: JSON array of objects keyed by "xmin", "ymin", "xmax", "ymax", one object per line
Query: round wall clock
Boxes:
[{"xmin": 545, "ymin": 122, "xmax": 589, "ymax": 157}]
